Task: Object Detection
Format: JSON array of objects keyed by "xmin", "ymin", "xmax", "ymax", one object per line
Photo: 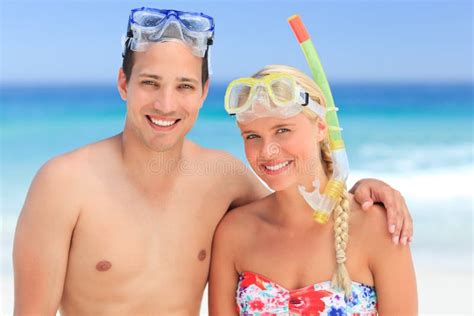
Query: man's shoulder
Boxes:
[
  {"xmin": 185, "ymin": 140, "xmax": 240, "ymax": 161},
  {"xmin": 23, "ymin": 138, "xmax": 119, "ymax": 220},
  {"xmin": 38, "ymin": 135, "xmax": 120, "ymax": 183},
  {"xmin": 184, "ymin": 140, "xmax": 247, "ymax": 178}
]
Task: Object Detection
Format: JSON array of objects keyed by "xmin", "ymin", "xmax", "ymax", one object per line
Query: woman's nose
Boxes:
[{"xmin": 259, "ymin": 139, "xmax": 281, "ymax": 159}]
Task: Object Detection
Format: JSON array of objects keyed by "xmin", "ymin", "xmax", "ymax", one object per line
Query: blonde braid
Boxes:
[
  {"xmin": 332, "ymin": 191, "xmax": 352, "ymax": 298},
  {"xmin": 320, "ymin": 139, "xmax": 333, "ymax": 177}
]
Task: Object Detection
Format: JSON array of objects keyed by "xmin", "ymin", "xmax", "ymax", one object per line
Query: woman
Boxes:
[{"xmin": 209, "ymin": 65, "xmax": 417, "ymax": 315}]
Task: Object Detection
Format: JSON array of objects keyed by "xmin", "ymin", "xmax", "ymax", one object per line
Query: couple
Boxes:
[{"xmin": 13, "ymin": 7, "xmax": 416, "ymax": 315}]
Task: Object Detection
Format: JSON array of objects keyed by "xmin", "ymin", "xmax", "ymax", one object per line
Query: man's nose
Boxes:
[{"xmin": 152, "ymin": 87, "xmax": 177, "ymax": 113}]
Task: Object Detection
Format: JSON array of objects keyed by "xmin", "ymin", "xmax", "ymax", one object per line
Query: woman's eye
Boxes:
[
  {"xmin": 276, "ymin": 128, "xmax": 290, "ymax": 134},
  {"xmin": 246, "ymin": 134, "xmax": 259, "ymax": 140}
]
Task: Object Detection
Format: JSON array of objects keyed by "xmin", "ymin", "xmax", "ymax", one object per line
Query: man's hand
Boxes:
[{"xmin": 350, "ymin": 178, "xmax": 413, "ymax": 245}]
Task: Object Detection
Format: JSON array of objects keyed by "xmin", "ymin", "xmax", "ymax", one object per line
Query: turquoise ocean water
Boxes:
[{"xmin": 1, "ymin": 82, "xmax": 473, "ymax": 313}]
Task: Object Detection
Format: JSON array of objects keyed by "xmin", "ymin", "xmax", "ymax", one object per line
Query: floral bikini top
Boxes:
[{"xmin": 236, "ymin": 271, "xmax": 377, "ymax": 316}]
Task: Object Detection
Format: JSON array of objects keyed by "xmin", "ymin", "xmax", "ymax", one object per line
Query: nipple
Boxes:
[
  {"xmin": 96, "ymin": 260, "xmax": 112, "ymax": 272},
  {"xmin": 198, "ymin": 249, "xmax": 207, "ymax": 261}
]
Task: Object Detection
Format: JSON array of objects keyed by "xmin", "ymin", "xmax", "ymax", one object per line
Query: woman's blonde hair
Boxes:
[{"xmin": 253, "ymin": 64, "xmax": 352, "ymax": 297}]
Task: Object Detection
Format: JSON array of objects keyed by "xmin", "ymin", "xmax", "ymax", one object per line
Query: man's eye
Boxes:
[
  {"xmin": 142, "ymin": 80, "xmax": 158, "ymax": 87},
  {"xmin": 179, "ymin": 84, "xmax": 194, "ymax": 90},
  {"xmin": 246, "ymin": 134, "xmax": 259, "ymax": 140}
]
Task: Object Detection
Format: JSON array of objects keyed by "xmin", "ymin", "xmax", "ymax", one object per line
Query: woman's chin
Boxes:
[{"xmin": 264, "ymin": 179, "xmax": 295, "ymax": 192}]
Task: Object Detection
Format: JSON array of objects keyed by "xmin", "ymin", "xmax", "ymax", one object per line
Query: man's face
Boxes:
[{"xmin": 118, "ymin": 41, "xmax": 209, "ymax": 152}]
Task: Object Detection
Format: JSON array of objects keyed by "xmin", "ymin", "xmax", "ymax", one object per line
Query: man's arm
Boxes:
[
  {"xmin": 226, "ymin": 155, "xmax": 414, "ymax": 243},
  {"xmin": 13, "ymin": 157, "xmax": 81, "ymax": 315},
  {"xmin": 350, "ymin": 178, "xmax": 413, "ymax": 245}
]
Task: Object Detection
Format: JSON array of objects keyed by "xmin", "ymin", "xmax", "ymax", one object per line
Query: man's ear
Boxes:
[
  {"xmin": 199, "ymin": 79, "xmax": 210, "ymax": 108},
  {"xmin": 117, "ymin": 68, "xmax": 128, "ymax": 101}
]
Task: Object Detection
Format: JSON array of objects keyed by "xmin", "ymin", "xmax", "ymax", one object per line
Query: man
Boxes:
[{"xmin": 13, "ymin": 7, "xmax": 412, "ymax": 315}]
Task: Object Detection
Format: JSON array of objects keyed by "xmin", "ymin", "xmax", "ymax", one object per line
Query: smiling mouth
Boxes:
[
  {"xmin": 146, "ymin": 115, "xmax": 181, "ymax": 128},
  {"xmin": 260, "ymin": 160, "xmax": 294, "ymax": 173}
]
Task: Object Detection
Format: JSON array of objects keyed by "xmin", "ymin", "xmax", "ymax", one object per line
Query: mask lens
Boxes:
[
  {"xmin": 133, "ymin": 10, "xmax": 167, "ymax": 27},
  {"xmin": 179, "ymin": 14, "xmax": 212, "ymax": 32},
  {"xmin": 160, "ymin": 21, "xmax": 184, "ymax": 40},
  {"xmin": 270, "ymin": 77, "xmax": 294, "ymax": 105},
  {"xmin": 229, "ymin": 84, "xmax": 252, "ymax": 111}
]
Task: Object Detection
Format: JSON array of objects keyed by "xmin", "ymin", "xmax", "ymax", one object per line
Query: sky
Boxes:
[{"xmin": 0, "ymin": 0, "xmax": 472, "ymax": 84}]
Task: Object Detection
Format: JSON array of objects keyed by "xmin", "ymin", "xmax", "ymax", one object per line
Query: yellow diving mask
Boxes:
[{"xmin": 224, "ymin": 73, "xmax": 325, "ymax": 123}]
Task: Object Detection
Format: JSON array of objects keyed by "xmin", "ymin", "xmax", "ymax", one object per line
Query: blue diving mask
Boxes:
[{"xmin": 123, "ymin": 7, "xmax": 215, "ymax": 58}]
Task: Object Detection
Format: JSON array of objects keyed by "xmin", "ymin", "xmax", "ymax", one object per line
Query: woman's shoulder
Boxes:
[
  {"xmin": 347, "ymin": 193, "xmax": 392, "ymax": 246},
  {"xmin": 214, "ymin": 196, "xmax": 273, "ymax": 244}
]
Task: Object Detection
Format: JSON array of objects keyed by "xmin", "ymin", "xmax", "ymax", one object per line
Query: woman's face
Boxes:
[{"xmin": 239, "ymin": 113, "xmax": 327, "ymax": 191}]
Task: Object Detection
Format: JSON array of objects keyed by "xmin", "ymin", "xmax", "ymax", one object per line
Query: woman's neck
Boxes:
[{"xmin": 272, "ymin": 168, "xmax": 329, "ymax": 228}]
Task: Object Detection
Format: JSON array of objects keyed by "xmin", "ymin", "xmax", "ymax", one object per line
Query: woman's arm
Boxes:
[
  {"xmin": 209, "ymin": 213, "xmax": 241, "ymax": 316},
  {"xmin": 365, "ymin": 205, "xmax": 418, "ymax": 315}
]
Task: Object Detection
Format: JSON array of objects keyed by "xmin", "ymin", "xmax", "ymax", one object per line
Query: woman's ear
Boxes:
[{"xmin": 316, "ymin": 118, "xmax": 327, "ymax": 142}]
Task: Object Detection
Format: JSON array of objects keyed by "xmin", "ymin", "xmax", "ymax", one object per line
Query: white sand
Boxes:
[{"xmin": 412, "ymin": 252, "xmax": 473, "ymax": 315}]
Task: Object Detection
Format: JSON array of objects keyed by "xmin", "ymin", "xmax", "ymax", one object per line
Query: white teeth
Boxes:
[
  {"xmin": 149, "ymin": 117, "xmax": 177, "ymax": 127},
  {"xmin": 265, "ymin": 161, "xmax": 290, "ymax": 171}
]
